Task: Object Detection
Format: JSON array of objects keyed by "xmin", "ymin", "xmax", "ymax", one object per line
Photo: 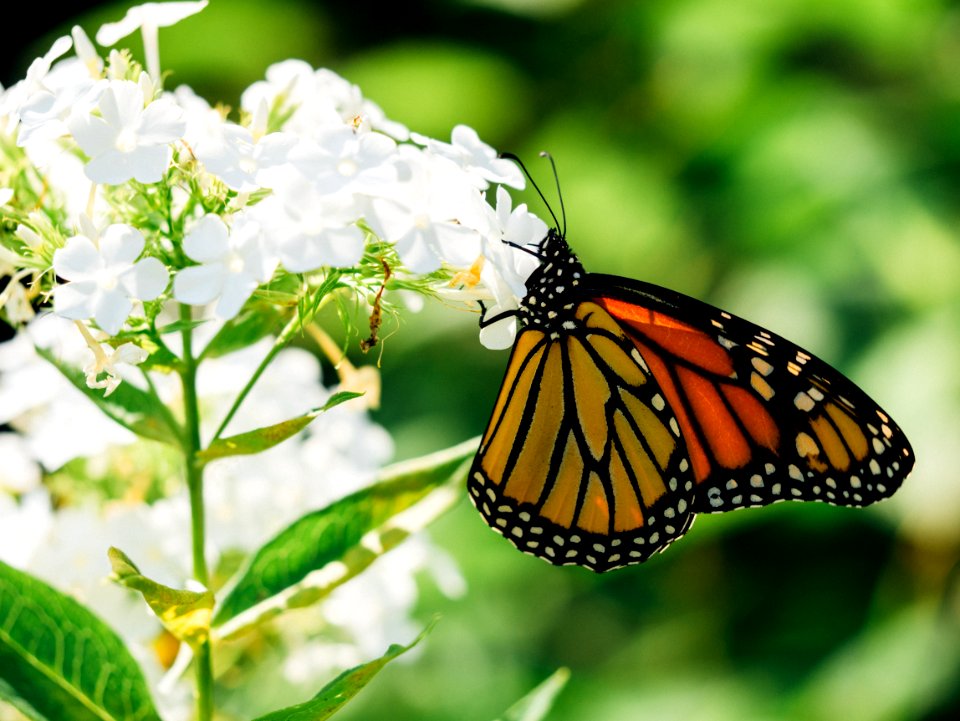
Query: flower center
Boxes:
[
  {"xmin": 227, "ymin": 252, "xmax": 245, "ymax": 274},
  {"xmin": 337, "ymin": 158, "xmax": 358, "ymax": 177},
  {"xmin": 413, "ymin": 213, "xmax": 431, "ymax": 230},
  {"xmin": 97, "ymin": 269, "xmax": 119, "ymax": 291},
  {"xmin": 115, "ymin": 127, "xmax": 138, "ymax": 153}
]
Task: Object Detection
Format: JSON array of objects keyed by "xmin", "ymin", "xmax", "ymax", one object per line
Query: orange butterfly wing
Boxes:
[
  {"xmin": 591, "ymin": 275, "xmax": 914, "ymax": 514},
  {"xmin": 469, "ymin": 300, "xmax": 695, "ymax": 571}
]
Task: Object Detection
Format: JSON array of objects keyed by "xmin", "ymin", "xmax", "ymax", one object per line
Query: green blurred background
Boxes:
[{"xmin": 6, "ymin": 1, "xmax": 960, "ymax": 719}]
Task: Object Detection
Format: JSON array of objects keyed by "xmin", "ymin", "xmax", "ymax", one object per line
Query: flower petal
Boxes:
[
  {"xmin": 52, "ymin": 281, "xmax": 97, "ymax": 319},
  {"xmin": 83, "ymin": 150, "xmax": 137, "ymax": 185},
  {"xmin": 214, "ymin": 274, "xmax": 258, "ymax": 320},
  {"xmin": 99, "ymin": 224, "xmax": 145, "ymax": 265},
  {"xmin": 138, "ymin": 98, "xmax": 186, "ymax": 144},
  {"xmin": 96, "ymin": 1, "xmax": 209, "ymax": 46},
  {"xmin": 478, "ymin": 317, "xmax": 517, "ymax": 350},
  {"xmin": 54, "ymin": 236, "xmax": 101, "ymax": 280},
  {"xmin": 129, "ymin": 145, "xmax": 172, "ymax": 184},
  {"xmin": 92, "ymin": 287, "xmax": 133, "ymax": 335},
  {"xmin": 183, "ymin": 215, "xmax": 229, "ymax": 262},
  {"xmin": 99, "ymin": 80, "xmax": 144, "ymax": 131},
  {"xmin": 173, "ymin": 263, "xmax": 225, "ymax": 306},
  {"xmin": 124, "ymin": 257, "xmax": 169, "ymax": 300},
  {"xmin": 68, "ymin": 113, "xmax": 116, "ymax": 158}
]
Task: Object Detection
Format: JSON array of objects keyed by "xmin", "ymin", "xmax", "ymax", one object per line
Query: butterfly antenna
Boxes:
[
  {"xmin": 539, "ymin": 152, "xmax": 567, "ymax": 238},
  {"xmin": 499, "ymin": 152, "xmax": 562, "ymax": 232}
]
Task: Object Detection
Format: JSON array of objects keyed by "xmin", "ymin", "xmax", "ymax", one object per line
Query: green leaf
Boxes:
[
  {"xmin": 0, "ymin": 561, "xmax": 164, "ymax": 721},
  {"xmin": 496, "ymin": 668, "xmax": 571, "ymax": 721},
  {"xmin": 197, "ymin": 392, "xmax": 362, "ymax": 464},
  {"xmin": 154, "ymin": 318, "xmax": 208, "ymax": 335},
  {"xmin": 200, "ymin": 301, "xmax": 289, "ymax": 360},
  {"xmin": 36, "ymin": 346, "xmax": 181, "ymax": 447},
  {"xmin": 251, "ymin": 622, "xmax": 433, "ymax": 721},
  {"xmin": 108, "ymin": 547, "xmax": 214, "ymax": 648},
  {"xmin": 789, "ymin": 602, "xmax": 960, "ymax": 721},
  {"xmin": 212, "ymin": 438, "xmax": 477, "ymax": 636}
]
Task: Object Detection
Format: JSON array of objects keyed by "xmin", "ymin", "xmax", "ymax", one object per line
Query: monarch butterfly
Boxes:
[{"xmin": 469, "ymin": 157, "xmax": 914, "ymax": 572}]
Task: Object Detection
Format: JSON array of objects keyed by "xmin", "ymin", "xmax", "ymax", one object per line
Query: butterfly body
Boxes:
[{"xmin": 469, "ymin": 228, "xmax": 914, "ymax": 572}]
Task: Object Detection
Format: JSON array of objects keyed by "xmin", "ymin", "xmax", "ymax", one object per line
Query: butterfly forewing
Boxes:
[
  {"xmin": 469, "ymin": 301, "xmax": 696, "ymax": 572},
  {"xmin": 590, "ymin": 275, "xmax": 915, "ymax": 514}
]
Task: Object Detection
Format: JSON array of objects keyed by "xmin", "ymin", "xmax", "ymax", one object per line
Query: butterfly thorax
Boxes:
[{"xmin": 518, "ymin": 228, "xmax": 586, "ymax": 332}]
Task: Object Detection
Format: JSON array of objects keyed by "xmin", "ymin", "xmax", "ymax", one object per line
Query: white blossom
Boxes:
[
  {"xmin": 0, "ymin": 35, "xmax": 73, "ymax": 129},
  {"xmin": 290, "ymin": 125, "xmax": 399, "ymax": 197},
  {"xmin": 68, "ymin": 78, "xmax": 186, "ymax": 184},
  {"xmin": 52, "ymin": 222, "xmax": 169, "ymax": 335},
  {"xmin": 366, "ymin": 147, "xmax": 485, "ymax": 273},
  {"xmin": 413, "ymin": 124, "xmax": 524, "ymax": 189},
  {"xmin": 97, "ymin": 1, "xmax": 209, "ymax": 83},
  {"xmin": 193, "ymin": 102, "xmax": 297, "ymax": 191},
  {"xmin": 79, "ymin": 326, "xmax": 149, "ymax": 396},
  {"xmin": 241, "ymin": 62, "xmax": 408, "ymax": 140},
  {"xmin": 251, "ymin": 176, "xmax": 367, "ymax": 272},
  {"xmin": 173, "ymin": 214, "xmax": 277, "ymax": 319},
  {"xmin": 455, "ymin": 186, "xmax": 547, "ymax": 349}
]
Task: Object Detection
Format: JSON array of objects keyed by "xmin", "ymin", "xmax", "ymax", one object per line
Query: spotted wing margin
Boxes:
[
  {"xmin": 587, "ymin": 274, "xmax": 915, "ymax": 515},
  {"xmin": 468, "ymin": 302, "xmax": 696, "ymax": 572}
]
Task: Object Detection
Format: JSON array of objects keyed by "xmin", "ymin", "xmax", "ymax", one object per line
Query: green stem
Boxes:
[
  {"xmin": 179, "ymin": 304, "xmax": 213, "ymax": 721},
  {"xmin": 210, "ymin": 332, "xmax": 285, "ymax": 443},
  {"xmin": 210, "ymin": 294, "xmax": 332, "ymax": 443},
  {"xmin": 141, "ymin": 368, "xmax": 184, "ymax": 444}
]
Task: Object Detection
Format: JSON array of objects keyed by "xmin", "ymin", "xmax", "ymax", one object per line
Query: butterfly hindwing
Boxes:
[
  {"xmin": 469, "ymin": 300, "xmax": 696, "ymax": 572},
  {"xmin": 589, "ymin": 274, "xmax": 915, "ymax": 515}
]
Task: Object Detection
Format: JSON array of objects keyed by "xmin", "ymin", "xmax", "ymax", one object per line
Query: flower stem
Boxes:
[
  {"xmin": 179, "ymin": 304, "xmax": 213, "ymax": 721},
  {"xmin": 210, "ymin": 292, "xmax": 335, "ymax": 443}
]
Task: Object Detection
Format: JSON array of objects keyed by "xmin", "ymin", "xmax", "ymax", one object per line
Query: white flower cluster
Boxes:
[
  {"xmin": 0, "ymin": 3, "xmax": 547, "ymax": 351},
  {"xmin": 0, "ymin": 2, "xmax": 526, "ymax": 715},
  {"xmin": 0, "ymin": 312, "xmax": 464, "ymax": 720}
]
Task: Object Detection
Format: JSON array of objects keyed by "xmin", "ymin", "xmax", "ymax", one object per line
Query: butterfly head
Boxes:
[{"xmin": 518, "ymin": 227, "xmax": 586, "ymax": 331}]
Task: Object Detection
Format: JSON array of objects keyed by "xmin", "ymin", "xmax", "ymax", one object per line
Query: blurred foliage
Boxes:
[{"xmin": 5, "ymin": 0, "xmax": 960, "ymax": 719}]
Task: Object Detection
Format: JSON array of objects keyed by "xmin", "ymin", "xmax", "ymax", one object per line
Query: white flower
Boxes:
[
  {"xmin": 86, "ymin": 342, "xmax": 148, "ymax": 396},
  {"xmin": 97, "ymin": 1, "xmax": 209, "ymax": 83},
  {"xmin": 291, "ymin": 126, "xmax": 398, "ymax": 197},
  {"xmin": 173, "ymin": 214, "xmax": 277, "ymax": 319},
  {"xmin": 413, "ymin": 124, "xmax": 524, "ymax": 189},
  {"xmin": 68, "ymin": 78, "xmax": 186, "ymax": 184},
  {"xmin": 0, "ymin": 316, "xmax": 137, "ymax": 467},
  {"xmin": 52, "ymin": 221, "xmax": 169, "ymax": 335},
  {"xmin": 74, "ymin": 320, "xmax": 149, "ymax": 396},
  {"xmin": 194, "ymin": 101, "xmax": 297, "ymax": 191},
  {"xmin": 241, "ymin": 60, "xmax": 342, "ymax": 134},
  {"xmin": 366, "ymin": 148, "xmax": 484, "ymax": 273},
  {"xmin": 14, "ymin": 26, "xmax": 104, "ymax": 149},
  {"xmin": 0, "ymin": 187, "xmax": 11, "ymax": 206},
  {"xmin": 241, "ymin": 63, "xmax": 408, "ymax": 140},
  {"xmin": 0, "ymin": 35, "xmax": 73, "ymax": 128},
  {"xmin": 16, "ymin": 69, "xmax": 100, "ymax": 149},
  {"xmin": 474, "ymin": 187, "xmax": 545, "ymax": 349},
  {"xmin": 251, "ymin": 176, "xmax": 366, "ymax": 272},
  {"xmin": 72, "ymin": 25, "xmax": 104, "ymax": 78},
  {"xmin": 311, "ymin": 68, "xmax": 409, "ymax": 140}
]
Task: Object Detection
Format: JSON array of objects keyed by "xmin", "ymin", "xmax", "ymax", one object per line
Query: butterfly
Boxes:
[{"xmin": 468, "ymin": 161, "xmax": 914, "ymax": 573}]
